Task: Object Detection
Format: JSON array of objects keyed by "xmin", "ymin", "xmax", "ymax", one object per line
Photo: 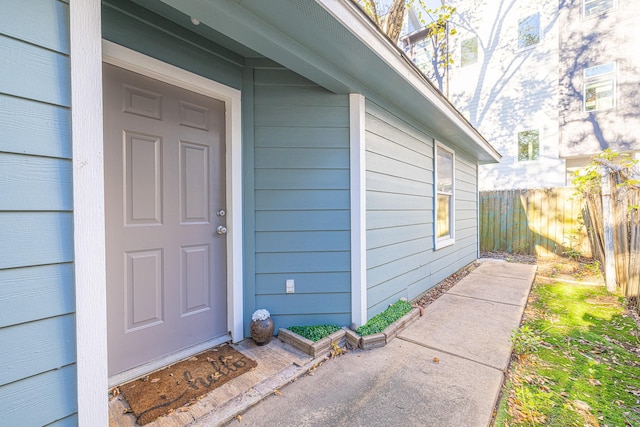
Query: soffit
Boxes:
[{"xmin": 153, "ymin": 0, "xmax": 500, "ymax": 163}]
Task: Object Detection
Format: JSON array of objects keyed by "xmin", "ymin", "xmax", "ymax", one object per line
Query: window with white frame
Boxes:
[
  {"xmin": 517, "ymin": 130, "xmax": 540, "ymax": 161},
  {"xmin": 461, "ymin": 36, "xmax": 478, "ymax": 67},
  {"xmin": 584, "ymin": 62, "xmax": 616, "ymax": 112},
  {"xmin": 518, "ymin": 13, "xmax": 540, "ymax": 49},
  {"xmin": 435, "ymin": 143, "xmax": 454, "ymax": 248},
  {"xmin": 410, "ymin": 38, "xmax": 432, "ymax": 74},
  {"xmin": 584, "ymin": 0, "xmax": 614, "ymax": 17}
]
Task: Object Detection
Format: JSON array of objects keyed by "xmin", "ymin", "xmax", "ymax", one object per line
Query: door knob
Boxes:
[{"xmin": 216, "ymin": 226, "xmax": 227, "ymax": 235}]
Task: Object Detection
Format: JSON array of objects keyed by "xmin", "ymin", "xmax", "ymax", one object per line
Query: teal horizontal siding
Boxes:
[
  {"xmin": 0, "ymin": 1, "xmax": 77, "ymax": 423},
  {"xmin": 364, "ymin": 101, "xmax": 481, "ymax": 319},
  {"xmin": 365, "ymin": 101, "xmax": 434, "ymax": 318},
  {"xmin": 255, "ymin": 147, "xmax": 349, "ymax": 169},
  {"xmin": 256, "ymin": 293, "xmax": 350, "ymax": 314},
  {"xmin": 0, "ymin": 364, "xmax": 77, "ymax": 426},
  {"xmin": 255, "ymin": 189, "xmax": 350, "ymax": 211},
  {"xmin": 0, "ymin": 35, "xmax": 70, "ymax": 107},
  {"xmin": 367, "ymin": 210, "xmax": 430, "ymax": 230},
  {"xmin": 0, "ymin": 314, "xmax": 76, "ymax": 387},
  {"xmin": 254, "ymin": 85, "xmax": 348, "ymax": 106},
  {"xmin": 367, "ymin": 253, "xmax": 429, "ymax": 289},
  {"xmin": 254, "ymin": 105, "xmax": 349, "ymax": 128},
  {"xmin": 0, "ymin": 212, "xmax": 73, "ymax": 269},
  {"xmin": 366, "ymin": 151, "xmax": 431, "ymax": 183},
  {"xmin": 0, "ymin": 0, "xmax": 69, "ymax": 54},
  {"xmin": 256, "ymin": 251, "xmax": 350, "ymax": 274},
  {"xmin": 366, "ymin": 131, "xmax": 431, "ymax": 165},
  {"xmin": 251, "ymin": 66, "xmax": 350, "ymax": 329},
  {"xmin": 256, "ymin": 210, "xmax": 349, "ymax": 232},
  {"xmin": 256, "ymin": 231, "xmax": 349, "ymax": 252},
  {"xmin": 367, "ymin": 237, "xmax": 432, "ymax": 270},
  {"xmin": 0, "ymin": 95, "xmax": 71, "ymax": 159},
  {"xmin": 0, "ymin": 154, "xmax": 72, "ymax": 211},
  {"xmin": 255, "ymin": 169, "xmax": 349, "ymax": 190},
  {"xmin": 367, "ymin": 170, "xmax": 433, "ymax": 195},
  {"xmin": 254, "ymin": 127, "xmax": 349, "ymax": 148},
  {"xmin": 366, "ymin": 191, "xmax": 429, "ymax": 211},
  {"xmin": 255, "ymin": 272, "xmax": 350, "ymax": 294},
  {"xmin": 367, "ymin": 224, "xmax": 431, "ymax": 250},
  {"xmin": 0, "ymin": 264, "xmax": 75, "ymax": 328}
]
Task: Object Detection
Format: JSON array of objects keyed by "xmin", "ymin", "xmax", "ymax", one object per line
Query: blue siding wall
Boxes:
[
  {"xmin": 102, "ymin": 0, "xmax": 243, "ymax": 90},
  {"xmin": 0, "ymin": 0, "xmax": 77, "ymax": 425},
  {"xmin": 365, "ymin": 101, "xmax": 478, "ymax": 318},
  {"xmin": 251, "ymin": 65, "xmax": 351, "ymax": 330}
]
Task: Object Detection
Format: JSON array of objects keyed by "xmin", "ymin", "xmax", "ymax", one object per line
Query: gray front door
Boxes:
[{"xmin": 103, "ymin": 63, "xmax": 228, "ymax": 376}]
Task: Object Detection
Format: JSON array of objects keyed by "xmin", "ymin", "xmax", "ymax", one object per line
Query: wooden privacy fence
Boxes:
[
  {"xmin": 583, "ymin": 170, "xmax": 640, "ymax": 299},
  {"xmin": 479, "ymin": 188, "xmax": 590, "ymax": 257}
]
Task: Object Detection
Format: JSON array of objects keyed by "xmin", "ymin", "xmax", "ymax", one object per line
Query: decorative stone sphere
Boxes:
[{"xmin": 250, "ymin": 317, "xmax": 274, "ymax": 345}]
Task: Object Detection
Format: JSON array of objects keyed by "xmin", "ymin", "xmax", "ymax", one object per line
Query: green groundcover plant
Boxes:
[
  {"xmin": 495, "ymin": 281, "xmax": 640, "ymax": 426},
  {"xmin": 356, "ymin": 300, "xmax": 413, "ymax": 336},
  {"xmin": 287, "ymin": 324, "xmax": 341, "ymax": 342}
]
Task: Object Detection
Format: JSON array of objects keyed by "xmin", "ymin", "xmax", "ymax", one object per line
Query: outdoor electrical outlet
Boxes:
[{"xmin": 286, "ymin": 279, "xmax": 295, "ymax": 293}]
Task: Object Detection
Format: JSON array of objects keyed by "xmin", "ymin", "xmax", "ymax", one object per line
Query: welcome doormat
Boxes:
[{"xmin": 119, "ymin": 346, "xmax": 257, "ymax": 425}]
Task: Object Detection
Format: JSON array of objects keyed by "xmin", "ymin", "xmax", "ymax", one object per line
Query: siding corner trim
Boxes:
[
  {"xmin": 70, "ymin": 0, "xmax": 108, "ymax": 425},
  {"xmin": 349, "ymin": 93, "xmax": 366, "ymax": 326}
]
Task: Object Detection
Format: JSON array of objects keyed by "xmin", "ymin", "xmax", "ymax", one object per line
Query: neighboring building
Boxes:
[
  {"xmin": 0, "ymin": 0, "xmax": 499, "ymax": 424},
  {"xmin": 403, "ymin": 0, "xmax": 640, "ymax": 190}
]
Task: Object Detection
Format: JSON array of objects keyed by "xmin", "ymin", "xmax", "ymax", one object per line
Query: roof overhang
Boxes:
[{"xmin": 155, "ymin": 0, "xmax": 500, "ymax": 163}]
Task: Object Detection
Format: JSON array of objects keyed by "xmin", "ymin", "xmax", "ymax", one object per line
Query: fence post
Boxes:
[{"xmin": 601, "ymin": 170, "xmax": 617, "ymax": 292}]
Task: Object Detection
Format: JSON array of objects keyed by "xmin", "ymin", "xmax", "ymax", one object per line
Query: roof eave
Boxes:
[{"xmin": 316, "ymin": 0, "xmax": 500, "ymax": 163}]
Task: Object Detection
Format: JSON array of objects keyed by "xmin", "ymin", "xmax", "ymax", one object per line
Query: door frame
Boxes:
[
  {"xmin": 70, "ymin": 22, "xmax": 243, "ymax": 421},
  {"xmin": 102, "ymin": 39, "xmax": 244, "ymax": 344}
]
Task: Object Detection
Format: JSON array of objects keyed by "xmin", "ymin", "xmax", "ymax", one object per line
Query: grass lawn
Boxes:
[{"xmin": 494, "ymin": 280, "xmax": 640, "ymax": 426}]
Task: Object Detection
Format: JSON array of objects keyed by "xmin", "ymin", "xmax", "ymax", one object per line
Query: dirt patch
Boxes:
[{"xmin": 481, "ymin": 251, "xmax": 604, "ymax": 284}]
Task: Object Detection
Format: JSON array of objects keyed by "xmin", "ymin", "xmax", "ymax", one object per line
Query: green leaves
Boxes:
[
  {"xmin": 356, "ymin": 300, "xmax": 413, "ymax": 336},
  {"xmin": 511, "ymin": 325, "xmax": 543, "ymax": 355},
  {"xmin": 287, "ymin": 324, "xmax": 341, "ymax": 342}
]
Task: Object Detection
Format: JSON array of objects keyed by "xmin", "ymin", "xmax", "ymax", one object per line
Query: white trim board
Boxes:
[
  {"xmin": 349, "ymin": 93, "xmax": 367, "ymax": 326},
  {"xmin": 101, "ymin": 40, "xmax": 244, "ymax": 343},
  {"xmin": 71, "ymin": 1, "xmax": 108, "ymax": 425}
]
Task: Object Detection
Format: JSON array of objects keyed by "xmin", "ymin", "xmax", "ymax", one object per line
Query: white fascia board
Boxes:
[{"xmin": 316, "ymin": 0, "xmax": 500, "ymax": 163}]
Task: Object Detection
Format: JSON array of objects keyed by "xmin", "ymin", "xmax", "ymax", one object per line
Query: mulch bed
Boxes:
[
  {"xmin": 118, "ymin": 345, "xmax": 256, "ymax": 425},
  {"xmin": 413, "ymin": 261, "xmax": 480, "ymax": 308}
]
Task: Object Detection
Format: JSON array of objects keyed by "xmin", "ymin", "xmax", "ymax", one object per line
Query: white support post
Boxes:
[{"xmin": 601, "ymin": 170, "xmax": 617, "ymax": 292}]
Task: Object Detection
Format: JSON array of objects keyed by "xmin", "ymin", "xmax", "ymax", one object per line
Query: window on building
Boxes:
[
  {"xmin": 584, "ymin": 0, "xmax": 614, "ymax": 17},
  {"xmin": 518, "ymin": 13, "xmax": 540, "ymax": 49},
  {"xmin": 461, "ymin": 36, "xmax": 478, "ymax": 67},
  {"xmin": 435, "ymin": 143, "xmax": 454, "ymax": 248},
  {"xmin": 584, "ymin": 63, "xmax": 616, "ymax": 112},
  {"xmin": 517, "ymin": 130, "xmax": 540, "ymax": 161},
  {"xmin": 410, "ymin": 38, "xmax": 432, "ymax": 74}
]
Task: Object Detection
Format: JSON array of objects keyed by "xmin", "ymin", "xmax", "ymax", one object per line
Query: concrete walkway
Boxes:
[{"xmin": 189, "ymin": 260, "xmax": 536, "ymax": 427}]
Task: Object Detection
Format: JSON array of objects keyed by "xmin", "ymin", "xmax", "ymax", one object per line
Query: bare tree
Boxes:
[
  {"xmin": 355, "ymin": 0, "xmax": 407, "ymax": 44},
  {"xmin": 353, "ymin": 1, "xmax": 456, "ymax": 92}
]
